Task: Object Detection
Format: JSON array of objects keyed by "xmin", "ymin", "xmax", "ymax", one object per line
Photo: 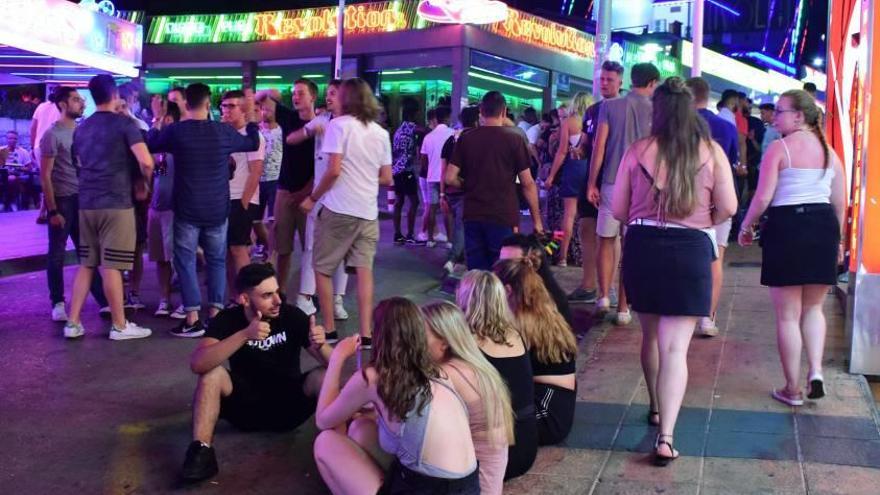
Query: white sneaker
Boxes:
[
  {"xmin": 170, "ymin": 305, "xmax": 187, "ymax": 320},
  {"xmin": 614, "ymin": 310, "xmax": 633, "ymax": 326},
  {"xmin": 442, "ymin": 261, "xmax": 455, "ymax": 276},
  {"xmin": 109, "ymin": 320, "xmax": 152, "ymax": 341},
  {"xmin": 696, "ymin": 317, "xmax": 719, "ymax": 337},
  {"xmin": 51, "ymin": 302, "xmax": 68, "ymax": 322},
  {"xmin": 63, "ymin": 321, "xmax": 85, "ymax": 339},
  {"xmin": 154, "ymin": 301, "xmax": 171, "ymax": 317},
  {"xmin": 416, "ymin": 231, "xmax": 429, "ymax": 242},
  {"xmin": 334, "ymin": 295, "xmax": 349, "ymax": 321},
  {"xmin": 296, "ymin": 295, "xmax": 317, "ymax": 316},
  {"xmin": 434, "ymin": 232, "xmax": 448, "ymax": 243},
  {"xmin": 425, "ymin": 240, "xmax": 437, "ymax": 248}
]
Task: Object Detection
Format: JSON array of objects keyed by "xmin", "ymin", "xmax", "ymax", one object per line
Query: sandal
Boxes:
[
  {"xmin": 771, "ymin": 388, "xmax": 804, "ymax": 406},
  {"xmin": 807, "ymin": 374, "xmax": 825, "ymax": 400},
  {"xmin": 653, "ymin": 434, "xmax": 679, "ymax": 467},
  {"xmin": 647, "ymin": 410, "xmax": 660, "ymax": 426}
]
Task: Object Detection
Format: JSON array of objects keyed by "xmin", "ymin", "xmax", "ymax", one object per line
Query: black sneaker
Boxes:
[
  {"xmin": 359, "ymin": 336, "xmax": 372, "ymax": 350},
  {"xmin": 325, "ymin": 331, "xmax": 340, "ymax": 344},
  {"xmin": 181, "ymin": 440, "xmax": 218, "ymax": 483},
  {"xmin": 170, "ymin": 320, "xmax": 205, "ymax": 338},
  {"xmin": 568, "ymin": 288, "xmax": 598, "ymax": 303},
  {"xmin": 394, "ymin": 233, "xmax": 406, "ymax": 245},
  {"xmin": 405, "ymin": 236, "xmax": 425, "ymax": 246}
]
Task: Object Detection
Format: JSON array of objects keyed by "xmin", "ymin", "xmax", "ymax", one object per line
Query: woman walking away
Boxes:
[
  {"xmin": 422, "ymin": 301, "xmax": 515, "ymax": 495},
  {"xmin": 612, "ymin": 77, "xmax": 737, "ymax": 466},
  {"xmin": 493, "ymin": 258, "xmax": 578, "ymax": 445},
  {"xmin": 738, "ymin": 89, "xmax": 846, "ymax": 407},
  {"xmin": 456, "ymin": 270, "xmax": 538, "ymax": 480},
  {"xmin": 544, "ymin": 92, "xmax": 591, "ymax": 266},
  {"xmin": 313, "ymin": 297, "xmax": 479, "ymax": 494}
]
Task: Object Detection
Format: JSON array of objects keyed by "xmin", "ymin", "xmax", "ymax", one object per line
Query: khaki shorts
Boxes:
[
  {"xmin": 274, "ymin": 187, "xmax": 308, "ymax": 255},
  {"xmin": 148, "ymin": 209, "xmax": 174, "ymax": 262},
  {"xmin": 313, "ymin": 207, "xmax": 379, "ymax": 276},
  {"xmin": 596, "ymin": 186, "xmax": 622, "ymax": 238},
  {"xmin": 78, "ymin": 208, "xmax": 136, "ymax": 270}
]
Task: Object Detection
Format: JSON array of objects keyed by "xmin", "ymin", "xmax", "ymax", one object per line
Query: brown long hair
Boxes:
[
  {"xmin": 341, "ymin": 78, "xmax": 382, "ymax": 124},
  {"xmin": 650, "ymin": 76, "xmax": 714, "ymax": 219},
  {"xmin": 780, "ymin": 89, "xmax": 830, "ymax": 168},
  {"xmin": 492, "ymin": 258, "xmax": 577, "ymax": 364},
  {"xmin": 366, "ymin": 297, "xmax": 439, "ymax": 421}
]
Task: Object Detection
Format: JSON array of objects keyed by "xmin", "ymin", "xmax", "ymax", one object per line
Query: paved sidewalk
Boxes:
[{"xmin": 504, "ymin": 246, "xmax": 880, "ymax": 495}]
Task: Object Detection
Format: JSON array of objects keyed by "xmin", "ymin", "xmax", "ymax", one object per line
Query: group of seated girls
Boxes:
[{"xmin": 313, "ymin": 255, "xmax": 578, "ymax": 494}]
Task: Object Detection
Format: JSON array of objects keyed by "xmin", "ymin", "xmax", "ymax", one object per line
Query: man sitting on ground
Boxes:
[{"xmin": 180, "ymin": 263, "xmax": 332, "ymax": 483}]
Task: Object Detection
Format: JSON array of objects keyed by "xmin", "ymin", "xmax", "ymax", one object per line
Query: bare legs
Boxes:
[
  {"xmin": 578, "ymin": 217, "xmax": 598, "ymax": 291},
  {"xmin": 393, "ymin": 193, "xmax": 419, "ymax": 238},
  {"xmin": 156, "ymin": 260, "xmax": 172, "ymax": 303},
  {"xmin": 356, "ymin": 267, "xmax": 374, "ymax": 338},
  {"xmin": 559, "ymin": 198, "xmax": 578, "ymax": 263},
  {"xmin": 656, "ymin": 315, "xmax": 698, "ymax": 456},
  {"xmin": 770, "ymin": 285, "xmax": 828, "ymax": 395},
  {"xmin": 638, "ymin": 313, "xmax": 660, "ymax": 417},
  {"xmin": 226, "ymin": 246, "xmax": 251, "ymax": 300},
  {"xmin": 314, "ymin": 417, "xmax": 387, "ymax": 495},
  {"xmin": 192, "ymin": 367, "xmax": 234, "ymax": 445},
  {"xmin": 709, "ymin": 246, "xmax": 727, "ymax": 321},
  {"xmin": 316, "ymin": 272, "xmax": 335, "ymax": 333},
  {"xmin": 597, "ymin": 236, "xmax": 616, "ymax": 302},
  {"xmin": 69, "ymin": 266, "xmax": 126, "ymax": 328}
]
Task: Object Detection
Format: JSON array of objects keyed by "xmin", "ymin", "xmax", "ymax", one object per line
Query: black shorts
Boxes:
[
  {"xmin": 535, "ymin": 382, "xmax": 576, "ymax": 446},
  {"xmin": 220, "ymin": 371, "xmax": 318, "ymax": 432},
  {"xmin": 228, "ymin": 201, "xmax": 259, "ymax": 247},
  {"xmin": 379, "ymin": 460, "xmax": 480, "ymax": 495},
  {"xmin": 393, "ymin": 172, "xmax": 419, "ymax": 197},
  {"xmin": 760, "ymin": 203, "xmax": 839, "ymax": 286}
]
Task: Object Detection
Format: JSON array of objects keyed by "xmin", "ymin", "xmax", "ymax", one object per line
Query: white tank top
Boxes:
[{"xmin": 770, "ymin": 138, "xmax": 834, "ymax": 207}]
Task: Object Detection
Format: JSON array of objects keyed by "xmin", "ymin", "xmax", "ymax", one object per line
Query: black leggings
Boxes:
[{"xmin": 504, "ymin": 418, "xmax": 538, "ymax": 480}]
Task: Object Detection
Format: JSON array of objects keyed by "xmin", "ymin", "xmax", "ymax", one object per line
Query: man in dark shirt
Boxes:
[
  {"xmin": 180, "ymin": 263, "xmax": 331, "ymax": 483},
  {"xmin": 258, "ymin": 80, "xmax": 317, "ymax": 296},
  {"xmin": 686, "ymin": 77, "xmax": 740, "ymax": 338},
  {"xmin": 446, "ymin": 91, "xmax": 543, "ymax": 270},
  {"xmin": 64, "ymin": 75, "xmax": 154, "ymax": 341},
  {"xmin": 147, "ymin": 83, "xmax": 261, "ymax": 337}
]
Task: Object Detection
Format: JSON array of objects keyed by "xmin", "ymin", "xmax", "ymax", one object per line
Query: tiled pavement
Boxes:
[{"xmin": 1, "ymin": 214, "xmax": 878, "ymax": 494}]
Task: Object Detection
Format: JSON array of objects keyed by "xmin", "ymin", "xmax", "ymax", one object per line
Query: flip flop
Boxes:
[{"xmin": 771, "ymin": 388, "xmax": 804, "ymax": 406}]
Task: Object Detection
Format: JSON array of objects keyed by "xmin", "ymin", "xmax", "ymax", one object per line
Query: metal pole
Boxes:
[
  {"xmin": 691, "ymin": 0, "xmax": 705, "ymax": 77},
  {"xmin": 593, "ymin": 0, "xmax": 611, "ymax": 100},
  {"xmin": 334, "ymin": 0, "xmax": 345, "ymax": 79}
]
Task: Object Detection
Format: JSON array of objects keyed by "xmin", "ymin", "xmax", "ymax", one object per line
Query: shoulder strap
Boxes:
[
  {"xmin": 779, "ymin": 138, "xmax": 793, "ymax": 169},
  {"xmin": 446, "ymin": 362, "xmax": 480, "ymax": 395}
]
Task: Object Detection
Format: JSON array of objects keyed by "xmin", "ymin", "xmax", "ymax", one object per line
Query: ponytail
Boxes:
[
  {"xmin": 781, "ymin": 89, "xmax": 830, "ymax": 169},
  {"xmin": 811, "ymin": 124, "xmax": 830, "ymax": 169}
]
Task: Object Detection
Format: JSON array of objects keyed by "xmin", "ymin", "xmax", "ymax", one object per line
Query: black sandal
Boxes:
[
  {"xmin": 653, "ymin": 434, "xmax": 680, "ymax": 467},
  {"xmin": 647, "ymin": 410, "xmax": 660, "ymax": 426}
]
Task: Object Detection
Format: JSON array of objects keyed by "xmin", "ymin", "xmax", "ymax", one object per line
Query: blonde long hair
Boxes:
[
  {"xmin": 421, "ymin": 301, "xmax": 515, "ymax": 447},
  {"xmin": 569, "ymin": 91, "xmax": 591, "ymax": 120},
  {"xmin": 456, "ymin": 270, "xmax": 519, "ymax": 346},
  {"xmin": 493, "ymin": 258, "xmax": 577, "ymax": 364}
]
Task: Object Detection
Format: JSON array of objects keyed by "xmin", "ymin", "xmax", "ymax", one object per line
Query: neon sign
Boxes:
[
  {"xmin": 0, "ymin": 0, "xmax": 141, "ymax": 77},
  {"xmin": 484, "ymin": 8, "xmax": 594, "ymax": 59},
  {"xmin": 416, "ymin": 0, "xmax": 509, "ymax": 25}
]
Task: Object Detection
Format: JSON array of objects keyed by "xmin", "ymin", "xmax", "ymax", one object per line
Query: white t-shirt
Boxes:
[
  {"xmin": 320, "ymin": 114, "xmax": 392, "ymax": 221},
  {"xmin": 420, "ymin": 123, "xmax": 454, "ymax": 183},
  {"xmin": 517, "ymin": 121, "xmax": 532, "ymax": 133},
  {"xmin": 526, "ymin": 123, "xmax": 542, "ymax": 145},
  {"xmin": 32, "ymin": 101, "xmax": 61, "ymax": 153},
  {"xmin": 306, "ymin": 113, "xmax": 332, "ymax": 192},
  {"xmin": 229, "ymin": 126, "xmax": 266, "ymax": 204}
]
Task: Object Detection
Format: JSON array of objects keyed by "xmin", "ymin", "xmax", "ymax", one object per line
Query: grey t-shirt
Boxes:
[
  {"xmin": 73, "ymin": 111, "xmax": 145, "ymax": 210},
  {"xmin": 597, "ymin": 92, "xmax": 653, "ymax": 184},
  {"xmin": 151, "ymin": 153, "xmax": 174, "ymax": 211},
  {"xmin": 39, "ymin": 122, "xmax": 79, "ymax": 198}
]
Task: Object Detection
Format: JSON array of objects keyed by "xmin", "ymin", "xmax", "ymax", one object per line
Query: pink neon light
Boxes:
[{"xmin": 416, "ymin": 0, "xmax": 509, "ymax": 25}]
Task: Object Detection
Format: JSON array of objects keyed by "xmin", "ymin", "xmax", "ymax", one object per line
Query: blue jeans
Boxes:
[
  {"xmin": 464, "ymin": 220, "xmax": 514, "ymax": 270},
  {"xmin": 47, "ymin": 195, "xmax": 107, "ymax": 307},
  {"xmin": 174, "ymin": 219, "xmax": 227, "ymax": 313},
  {"xmin": 446, "ymin": 194, "xmax": 465, "ymax": 264}
]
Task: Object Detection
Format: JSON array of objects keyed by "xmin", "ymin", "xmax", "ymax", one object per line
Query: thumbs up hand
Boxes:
[
  {"xmin": 245, "ymin": 310, "xmax": 271, "ymax": 341},
  {"xmin": 308, "ymin": 315, "xmax": 326, "ymax": 347}
]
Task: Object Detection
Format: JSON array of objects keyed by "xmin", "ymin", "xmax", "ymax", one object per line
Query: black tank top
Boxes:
[
  {"xmin": 529, "ymin": 348, "xmax": 576, "ymax": 376},
  {"xmin": 482, "ymin": 345, "xmax": 535, "ymax": 422}
]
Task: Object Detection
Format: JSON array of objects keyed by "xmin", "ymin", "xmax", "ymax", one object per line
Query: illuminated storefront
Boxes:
[
  {"xmin": 0, "ymin": 0, "xmax": 142, "ymax": 86},
  {"xmin": 140, "ymin": 1, "xmax": 612, "ymax": 122}
]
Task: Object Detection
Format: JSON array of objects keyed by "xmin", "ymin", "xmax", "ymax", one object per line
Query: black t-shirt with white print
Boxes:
[{"xmin": 204, "ymin": 303, "xmax": 310, "ymax": 388}]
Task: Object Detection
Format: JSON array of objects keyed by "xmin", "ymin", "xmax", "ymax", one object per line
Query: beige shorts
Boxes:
[
  {"xmin": 78, "ymin": 208, "xmax": 136, "ymax": 270},
  {"xmin": 313, "ymin": 207, "xmax": 379, "ymax": 276},
  {"xmin": 148, "ymin": 209, "xmax": 174, "ymax": 262},
  {"xmin": 713, "ymin": 217, "xmax": 732, "ymax": 249},
  {"xmin": 274, "ymin": 187, "xmax": 308, "ymax": 255},
  {"xmin": 596, "ymin": 186, "xmax": 621, "ymax": 238}
]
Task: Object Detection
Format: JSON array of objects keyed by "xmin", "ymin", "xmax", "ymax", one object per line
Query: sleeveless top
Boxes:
[
  {"xmin": 377, "ymin": 377, "xmax": 477, "ymax": 479},
  {"xmin": 626, "ymin": 157, "xmax": 716, "ymax": 230},
  {"xmin": 482, "ymin": 343, "xmax": 536, "ymax": 423},
  {"xmin": 530, "ymin": 349, "xmax": 576, "ymax": 376},
  {"xmin": 770, "ymin": 138, "xmax": 834, "ymax": 207}
]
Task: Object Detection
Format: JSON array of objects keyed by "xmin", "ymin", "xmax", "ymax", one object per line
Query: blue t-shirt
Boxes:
[
  {"xmin": 698, "ymin": 108, "xmax": 739, "ymax": 168},
  {"xmin": 73, "ymin": 111, "xmax": 145, "ymax": 210},
  {"xmin": 146, "ymin": 120, "xmax": 261, "ymax": 227}
]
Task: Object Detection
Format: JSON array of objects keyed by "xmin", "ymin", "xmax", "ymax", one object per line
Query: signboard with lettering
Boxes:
[{"xmin": 0, "ymin": 0, "xmax": 142, "ymax": 77}]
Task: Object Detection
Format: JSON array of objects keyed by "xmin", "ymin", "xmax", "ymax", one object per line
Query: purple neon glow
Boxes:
[
  {"xmin": 762, "ymin": 0, "xmax": 778, "ymax": 52},
  {"xmin": 652, "ymin": 0, "xmax": 740, "ymax": 17}
]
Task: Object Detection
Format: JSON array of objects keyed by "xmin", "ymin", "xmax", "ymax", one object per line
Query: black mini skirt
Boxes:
[
  {"xmin": 760, "ymin": 203, "xmax": 840, "ymax": 287},
  {"xmin": 623, "ymin": 225, "xmax": 714, "ymax": 317}
]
